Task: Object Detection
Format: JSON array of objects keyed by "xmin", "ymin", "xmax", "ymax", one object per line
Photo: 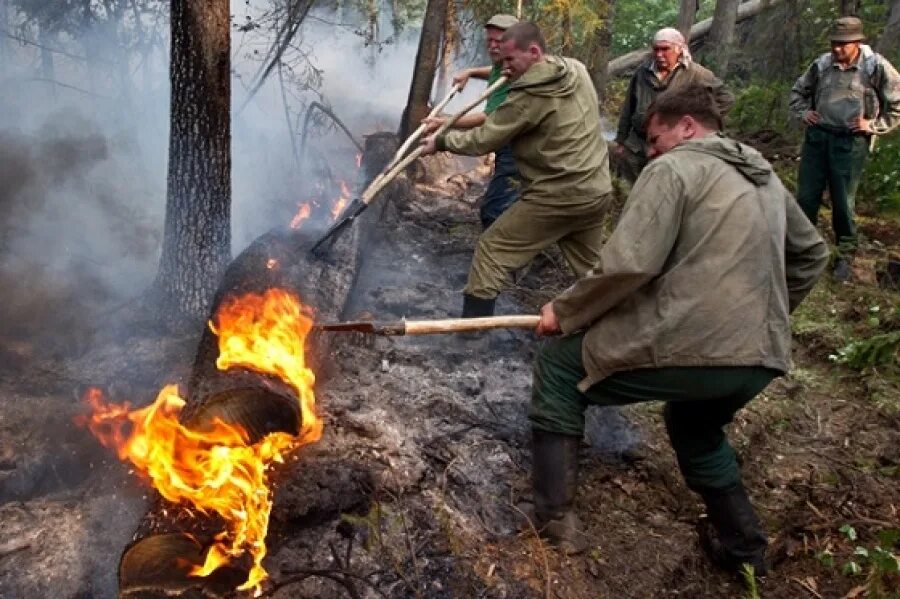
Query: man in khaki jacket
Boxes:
[
  {"xmin": 528, "ymin": 85, "xmax": 828, "ymax": 575},
  {"xmin": 421, "ymin": 22, "xmax": 613, "ymax": 318}
]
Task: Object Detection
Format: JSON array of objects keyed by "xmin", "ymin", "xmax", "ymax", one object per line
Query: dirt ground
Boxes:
[{"xmin": 1, "ymin": 155, "xmax": 898, "ymax": 598}]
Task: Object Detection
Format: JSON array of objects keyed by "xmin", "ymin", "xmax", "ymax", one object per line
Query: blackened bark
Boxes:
[
  {"xmin": 399, "ymin": 0, "xmax": 448, "ymax": 140},
  {"xmin": 155, "ymin": 0, "xmax": 231, "ymax": 324}
]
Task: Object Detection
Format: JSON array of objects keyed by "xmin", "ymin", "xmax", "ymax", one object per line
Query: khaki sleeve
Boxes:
[
  {"xmin": 437, "ymin": 98, "xmax": 530, "ymax": 156},
  {"xmin": 872, "ymin": 57, "xmax": 900, "ymax": 135},
  {"xmin": 706, "ymin": 73, "xmax": 735, "ymax": 117},
  {"xmin": 552, "ymin": 161, "xmax": 685, "ymax": 333},
  {"xmin": 789, "ymin": 63, "xmax": 818, "ymax": 119},
  {"xmin": 784, "ymin": 190, "xmax": 828, "ymax": 312}
]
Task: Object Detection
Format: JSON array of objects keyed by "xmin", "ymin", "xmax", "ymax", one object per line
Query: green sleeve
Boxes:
[{"xmin": 872, "ymin": 57, "xmax": 900, "ymax": 135}]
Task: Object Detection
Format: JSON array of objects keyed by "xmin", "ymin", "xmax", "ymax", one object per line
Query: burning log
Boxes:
[{"xmin": 78, "ymin": 136, "xmax": 404, "ymax": 598}]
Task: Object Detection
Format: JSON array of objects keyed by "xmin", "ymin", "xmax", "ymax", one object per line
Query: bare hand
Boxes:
[
  {"xmin": 420, "ymin": 135, "xmax": 438, "ymax": 156},
  {"xmin": 536, "ymin": 302, "xmax": 561, "ymax": 336},
  {"xmin": 451, "ymin": 70, "xmax": 471, "ymax": 90},
  {"xmin": 802, "ymin": 110, "xmax": 821, "ymax": 125},
  {"xmin": 421, "ymin": 116, "xmax": 445, "ymax": 135},
  {"xmin": 848, "ymin": 115, "xmax": 872, "ymax": 133}
]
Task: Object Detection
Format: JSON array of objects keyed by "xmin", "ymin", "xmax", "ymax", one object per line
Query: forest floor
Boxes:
[{"xmin": 0, "ymin": 150, "xmax": 897, "ymax": 599}]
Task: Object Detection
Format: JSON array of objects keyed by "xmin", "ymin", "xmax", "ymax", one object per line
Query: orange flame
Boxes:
[
  {"xmin": 266, "ymin": 258, "xmax": 278, "ymax": 270},
  {"xmin": 330, "ymin": 181, "xmax": 352, "ymax": 220},
  {"xmin": 76, "ymin": 289, "xmax": 321, "ymax": 595},
  {"xmin": 289, "ymin": 203, "xmax": 311, "ymax": 229}
]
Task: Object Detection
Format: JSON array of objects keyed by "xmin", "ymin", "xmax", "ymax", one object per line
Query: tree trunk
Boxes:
[
  {"xmin": 399, "ymin": 0, "xmax": 448, "ymax": 140},
  {"xmin": 879, "ymin": 0, "xmax": 900, "ymax": 58},
  {"xmin": 561, "ymin": 9, "xmax": 573, "ymax": 55},
  {"xmin": 435, "ymin": 0, "xmax": 457, "ymax": 97},
  {"xmin": 702, "ymin": 0, "xmax": 740, "ymax": 76},
  {"xmin": 155, "ymin": 0, "xmax": 231, "ymax": 323},
  {"xmin": 0, "ymin": 0, "xmax": 8, "ymax": 74},
  {"xmin": 588, "ymin": 0, "xmax": 614, "ymax": 99},
  {"xmin": 608, "ymin": 0, "xmax": 782, "ymax": 77},
  {"xmin": 839, "ymin": 0, "xmax": 861, "ymax": 16},
  {"xmin": 677, "ymin": 0, "xmax": 699, "ymax": 40}
]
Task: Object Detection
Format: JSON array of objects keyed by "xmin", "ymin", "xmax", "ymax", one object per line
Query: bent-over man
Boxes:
[
  {"xmin": 528, "ymin": 85, "xmax": 828, "ymax": 577},
  {"xmin": 423, "ymin": 13, "xmax": 521, "ymax": 229},
  {"xmin": 421, "ymin": 22, "xmax": 613, "ymax": 318},
  {"xmin": 612, "ymin": 27, "xmax": 733, "ymax": 182},
  {"xmin": 789, "ymin": 16, "xmax": 900, "ymax": 281}
]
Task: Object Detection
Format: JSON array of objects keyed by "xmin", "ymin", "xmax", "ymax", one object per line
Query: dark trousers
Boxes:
[
  {"xmin": 479, "ymin": 145, "xmax": 520, "ymax": 230},
  {"xmin": 796, "ymin": 126, "xmax": 869, "ymax": 255},
  {"xmin": 529, "ymin": 334, "xmax": 779, "ymax": 492}
]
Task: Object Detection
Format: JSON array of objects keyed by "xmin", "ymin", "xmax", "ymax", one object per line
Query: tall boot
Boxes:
[
  {"xmin": 461, "ymin": 294, "xmax": 496, "ymax": 318},
  {"xmin": 699, "ymin": 483, "xmax": 769, "ymax": 576},
  {"xmin": 531, "ymin": 429, "xmax": 588, "ymax": 554}
]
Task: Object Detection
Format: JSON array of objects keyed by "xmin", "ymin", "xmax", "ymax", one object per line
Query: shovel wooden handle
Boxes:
[{"xmin": 402, "ymin": 315, "xmax": 539, "ymax": 335}]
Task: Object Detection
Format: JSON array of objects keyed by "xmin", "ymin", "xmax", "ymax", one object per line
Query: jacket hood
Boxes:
[
  {"xmin": 509, "ymin": 56, "xmax": 578, "ymax": 98},
  {"xmin": 671, "ymin": 134, "xmax": 773, "ymax": 186}
]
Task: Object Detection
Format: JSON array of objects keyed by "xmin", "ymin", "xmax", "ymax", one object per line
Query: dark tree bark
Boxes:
[
  {"xmin": 435, "ymin": 0, "xmax": 457, "ymax": 97},
  {"xmin": 588, "ymin": 0, "xmax": 614, "ymax": 99},
  {"xmin": 155, "ymin": 0, "xmax": 231, "ymax": 323},
  {"xmin": 696, "ymin": 0, "xmax": 740, "ymax": 77},
  {"xmin": 879, "ymin": 0, "xmax": 900, "ymax": 58},
  {"xmin": 677, "ymin": 0, "xmax": 699, "ymax": 40},
  {"xmin": 399, "ymin": 0, "xmax": 448, "ymax": 140},
  {"xmin": 839, "ymin": 0, "xmax": 861, "ymax": 16}
]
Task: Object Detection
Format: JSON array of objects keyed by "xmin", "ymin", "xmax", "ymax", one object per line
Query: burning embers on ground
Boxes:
[
  {"xmin": 290, "ymin": 180, "xmax": 354, "ymax": 230},
  {"xmin": 76, "ymin": 288, "xmax": 321, "ymax": 595}
]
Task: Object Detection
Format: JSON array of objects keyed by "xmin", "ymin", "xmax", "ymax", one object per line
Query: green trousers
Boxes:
[
  {"xmin": 529, "ymin": 334, "xmax": 779, "ymax": 492},
  {"xmin": 610, "ymin": 143, "xmax": 647, "ymax": 184},
  {"xmin": 465, "ymin": 197, "xmax": 609, "ymax": 300},
  {"xmin": 796, "ymin": 126, "xmax": 869, "ymax": 254}
]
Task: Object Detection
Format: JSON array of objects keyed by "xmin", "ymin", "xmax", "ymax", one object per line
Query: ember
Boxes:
[
  {"xmin": 331, "ymin": 181, "xmax": 352, "ymax": 220},
  {"xmin": 289, "ymin": 203, "xmax": 312, "ymax": 229},
  {"xmin": 76, "ymin": 288, "xmax": 321, "ymax": 595}
]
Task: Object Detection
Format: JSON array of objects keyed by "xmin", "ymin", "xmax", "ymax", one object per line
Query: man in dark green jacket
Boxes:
[
  {"xmin": 790, "ymin": 16, "xmax": 900, "ymax": 281},
  {"xmin": 528, "ymin": 85, "xmax": 827, "ymax": 576},
  {"xmin": 421, "ymin": 22, "xmax": 613, "ymax": 318},
  {"xmin": 423, "ymin": 13, "xmax": 521, "ymax": 229},
  {"xmin": 612, "ymin": 27, "xmax": 733, "ymax": 183}
]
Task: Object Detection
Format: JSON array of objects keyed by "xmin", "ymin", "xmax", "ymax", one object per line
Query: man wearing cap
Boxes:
[
  {"xmin": 421, "ymin": 22, "xmax": 613, "ymax": 319},
  {"xmin": 423, "ymin": 13, "xmax": 521, "ymax": 230},
  {"xmin": 612, "ymin": 27, "xmax": 734, "ymax": 183},
  {"xmin": 790, "ymin": 16, "xmax": 900, "ymax": 281}
]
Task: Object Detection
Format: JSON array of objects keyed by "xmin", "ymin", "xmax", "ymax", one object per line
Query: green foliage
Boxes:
[
  {"xmin": 740, "ymin": 563, "xmax": 760, "ymax": 599},
  {"xmin": 832, "ymin": 330, "xmax": 900, "ymax": 371},
  {"xmin": 726, "ymin": 80, "xmax": 795, "ymax": 136},
  {"xmin": 858, "ymin": 135, "xmax": 900, "ymax": 216}
]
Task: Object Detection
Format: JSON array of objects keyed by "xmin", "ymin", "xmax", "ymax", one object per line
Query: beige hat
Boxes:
[
  {"xmin": 830, "ymin": 17, "xmax": 865, "ymax": 42},
  {"xmin": 485, "ymin": 14, "xmax": 518, "ymax": 30}
]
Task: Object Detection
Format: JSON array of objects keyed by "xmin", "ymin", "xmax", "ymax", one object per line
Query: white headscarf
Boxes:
[{"xmin": 652, "ymin": 27, "xmax": 692, "ymax": 65}]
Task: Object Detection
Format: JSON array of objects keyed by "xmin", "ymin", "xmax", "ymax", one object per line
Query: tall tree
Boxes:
[
  {"xmin": 839, "ymin": 0, "xmax": 861, "ymax": 16},
  {"xmin": 677, "ymin": 0, "xmax": 699, "ymax": 39},
  {"xmin": 587, "ymin": 0, "xmax": 614, "ymax": 98},
  {"xmin": 155, "ymin": 0, "xmax": 231, "ymax": 322},
  {"xmin": 703, "ymin": 0, "xmax": 740, "ymax": 76},
  {"xmin": 399, "ymin": 0, "xmax": 448, "ymax": 140},
  {"xmin": 880, "ymin": 0, "xmax": 900, "ymax": 58}
]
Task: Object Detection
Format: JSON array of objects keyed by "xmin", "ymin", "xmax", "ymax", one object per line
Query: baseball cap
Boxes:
[{"xmin": 485, "ymin": 14, "xmax": 518, "ymax": 30}]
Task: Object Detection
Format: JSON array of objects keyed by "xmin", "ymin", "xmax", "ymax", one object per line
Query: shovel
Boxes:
[
  {"xmin": 309, "ymin": 76, "xmax": 509, "ymax": 256},
  {"xmin": 314, "ymin": 314, "xmax": 539, "ymax": 336}
]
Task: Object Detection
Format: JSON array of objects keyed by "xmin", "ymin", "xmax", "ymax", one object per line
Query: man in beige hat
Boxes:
[
  {"xmin": 790, "ymin": 16, "xmax": 900, "ymax": 281},
  {"xmin": 423, "ymin": 13, "xmax": 521, "ymax": 230},
  {"xmin": 612, "ymin": 27, "xmax": 734, "ymax": 183}
]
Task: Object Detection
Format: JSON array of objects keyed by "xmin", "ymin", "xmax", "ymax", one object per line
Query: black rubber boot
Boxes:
[
  {"xmin": 530, "ymin": 429, "xmax": 588, "ymax": 554},
  {"xmin": 698, "ymin": 483, "xmax": 769, "ymax": 576},
  {"xmin": 461, "ymin": 294, "xmax": 496, "ymax": 318}
]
